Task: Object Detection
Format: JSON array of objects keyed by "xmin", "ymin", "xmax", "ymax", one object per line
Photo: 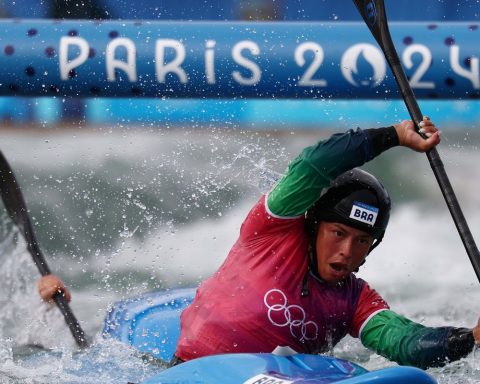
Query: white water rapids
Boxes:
[{"xmin": 0, "ymin": 124, "xmax": 479, "ymax": 383}]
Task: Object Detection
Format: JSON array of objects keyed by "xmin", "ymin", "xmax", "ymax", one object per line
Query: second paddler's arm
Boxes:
[{"xmin": 267, "ymin": 127, "xmax": 399, "ymax": 217}]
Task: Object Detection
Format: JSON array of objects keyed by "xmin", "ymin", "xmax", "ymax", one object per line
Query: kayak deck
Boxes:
[
  {"xmin": 102, "ymin": 287, "xmax": 195, "ymax": 361},
  {"xmin": 141, "ymin": 352, "xmax": 436, "ymax": 384}
]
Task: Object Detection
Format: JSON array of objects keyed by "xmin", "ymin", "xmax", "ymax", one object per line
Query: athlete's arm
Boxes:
[
  {"xmin": 267, "ymin": 118, "xmax": 439, "ymax": 218},
  {"xmin": 360, "ymin": 310, "xmax": 475, "ymax": 369},
  {"xmin": 267, "ymin": 126, "xmax": 398, "ymax": 217}
]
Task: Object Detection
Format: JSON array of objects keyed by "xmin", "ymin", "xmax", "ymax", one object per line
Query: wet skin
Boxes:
[{"xmin": 315, "ymin": 222, "xmax": 374, "ymax": 284}]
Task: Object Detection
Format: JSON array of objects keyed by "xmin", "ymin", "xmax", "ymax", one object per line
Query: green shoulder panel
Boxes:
[{"xmin": 267, "ymin": 129, "xmax": 373, "ymax": 217}]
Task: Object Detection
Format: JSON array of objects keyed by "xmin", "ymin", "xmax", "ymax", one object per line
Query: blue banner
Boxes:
[{"xmin": 0, "ymin": 20, "xmax": 479, "ymax": 99}]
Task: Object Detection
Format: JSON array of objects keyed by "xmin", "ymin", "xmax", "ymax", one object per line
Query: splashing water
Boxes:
[{"xmin": 0, "ymin": 127, "xmax": 479, "ymax": 383}]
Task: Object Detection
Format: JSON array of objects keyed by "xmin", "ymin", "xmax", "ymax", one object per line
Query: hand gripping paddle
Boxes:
[
  {"xmin": 0, "ymin": 150, "xmax": 88, "ymax": 348},
  {"xmin": 353, "ymin": 0, "xmax": 480, "ymax": 282}
]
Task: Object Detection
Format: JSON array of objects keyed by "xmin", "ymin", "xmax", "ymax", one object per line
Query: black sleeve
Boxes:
[
  {"xmin": 446, "ymin": 327, "xmax": 475, "ymax": 362},
  {"xmin": 406, "ymin": 326, "xmax": 475, "ymax": 369},
  {"xmin": 364, "ymin": 126, "xmax": 399, "ymax": 158}
]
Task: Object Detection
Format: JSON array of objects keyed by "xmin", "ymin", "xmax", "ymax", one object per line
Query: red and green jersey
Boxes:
[{"xmin": 176, "ymin": 195, "xmax": 389, "ymax": 361}]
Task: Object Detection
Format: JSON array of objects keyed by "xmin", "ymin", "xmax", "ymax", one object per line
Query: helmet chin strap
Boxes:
[
  {"xmin": 307, "ymin": 227, "xmax": 321, "ymax": 279},
  {"xmin": 302, "ymin": 236, "xmax": 320, "ymax": 297}
]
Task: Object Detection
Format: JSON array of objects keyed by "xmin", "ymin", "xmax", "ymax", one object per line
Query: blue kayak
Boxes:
[{"xmin": 101, "ymin": 288, "xmax": 437, "ymax": 384}]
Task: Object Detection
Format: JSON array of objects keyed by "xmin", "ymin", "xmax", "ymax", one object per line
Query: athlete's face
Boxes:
[{"xmin": 315, "ymin": 222, "xmax": 374, "ymax": 284}]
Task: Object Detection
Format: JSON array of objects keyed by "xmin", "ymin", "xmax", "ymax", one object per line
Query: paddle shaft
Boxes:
[
  {"xmin": 353, "ymin": 0, "xmax": 480, "ymax": 282},
  {"xmin": 0, "ymin": 151, "xmax": 88, "ymax": 348}
]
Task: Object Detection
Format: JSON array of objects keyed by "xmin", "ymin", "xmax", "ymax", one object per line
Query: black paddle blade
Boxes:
[
  {"xmin": 352, "ymin": 0, "xmax": 402, "ymax": 69},
  {"xmin": 352, "ymin": 0, "xmax": 387, "ymax": 38},
  {"xmin": 353, "ymin": 0, "xmax": 424, "ymax": 125},
  {"xmin": 0, "ymin": 149, "xmax": 88, "ymax": 348},
  {"xmin": 0, "ymin": 151, "xmax": 27, "ymax": 230},
  {"xmin": 0, "ymin": 151, "xmax": 50, "ymax": 275}
]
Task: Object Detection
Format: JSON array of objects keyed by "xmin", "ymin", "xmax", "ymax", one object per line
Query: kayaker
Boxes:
[{"xmin": 38, "ymin": 118, "xmax": 480, "ymax": 370}]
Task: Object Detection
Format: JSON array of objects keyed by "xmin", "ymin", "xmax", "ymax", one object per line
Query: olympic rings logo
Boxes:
[{"xmin": 263, "ymin": 289, "xmax": 318, "ymax": 342}]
